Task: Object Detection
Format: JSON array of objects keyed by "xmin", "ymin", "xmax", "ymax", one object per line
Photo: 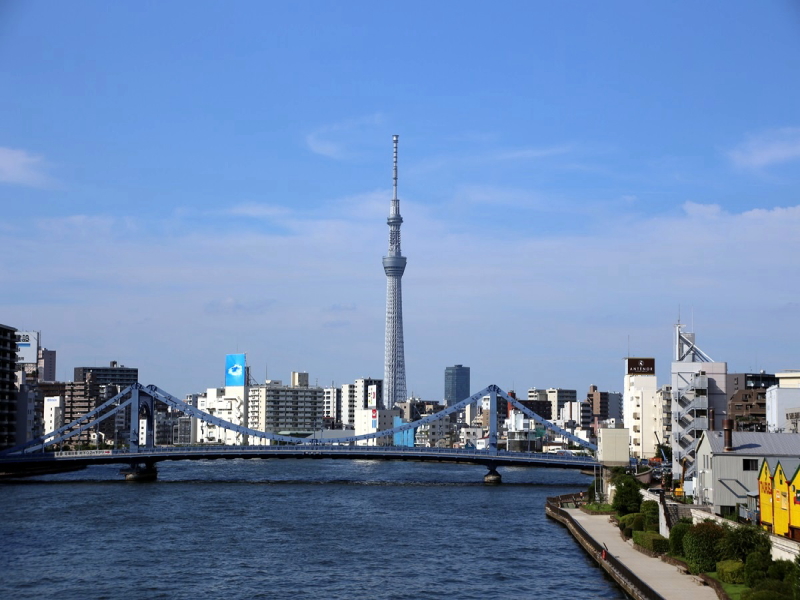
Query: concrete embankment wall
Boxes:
[{"xmin": 545, "ymin": 495, "xmax": 665, "ymax": 600}]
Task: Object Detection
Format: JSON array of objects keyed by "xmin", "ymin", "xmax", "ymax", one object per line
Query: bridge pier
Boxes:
[
  {"xmin": 120, "ymin": 462, "xmax": 158, "ymax": 482},
  {"xmin": 484, "ymin": 465, "xmax": 502, "ymax": 485}
]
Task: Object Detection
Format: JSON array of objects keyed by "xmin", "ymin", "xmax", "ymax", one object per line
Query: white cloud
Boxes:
[
  {"xmin": 305, "ymin": 113, "xmax": 385, "ymax": 159},
  {"xmin": 35, "ymin": 215, "xmax": 123, "ymax": 237},
  {"xmin": 205, "ymin": 298, "xmax": 275, "ymax": 316},
  {"xmin": 0, "ymin": 146, "xmax": 52, "ymax": 187},
  {"xmin": 3, "ymin": 200, "xmax": 799, "ymax": 404},
  {"xmin": 728, "ymin": 127, "xmax": 800, "ymax": 169},
  {"xmin": 453, "ymin": 184, "xmax": 548, "ymax": 209},
  {"xmin": 224, "ymin": 203, "xmax": 292, "ymax": 219},
  {"xmin": 492, "ymin": 144, "xmax": 573, "ymax": 161}
]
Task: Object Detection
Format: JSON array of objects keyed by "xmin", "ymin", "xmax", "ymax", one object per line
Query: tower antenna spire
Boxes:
[
  {"xmin": 383, "ymin": 134, "xmax": 407, "ymax": 410},
  {"xmin": 393, "ymin": 134, "xmax": 398, "ymax": 203}
]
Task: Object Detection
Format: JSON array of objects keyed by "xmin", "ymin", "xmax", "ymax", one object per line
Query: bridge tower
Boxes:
[
  {"xmin": 123, "ymin": 387, "xmax": 157, "ymax": 480},
  {"xmin": 382, "ymin": 135, "xmax": 407, "ymax": 411}
]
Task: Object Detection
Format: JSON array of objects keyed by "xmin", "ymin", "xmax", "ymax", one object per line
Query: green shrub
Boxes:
[
  {"xmin": 653, "ymin": 536, "xmax": 669, "ymax": 554},
  {"xmin": 741, "ymin": 578, "xmax": 792, "ymax": 600},
  {"xmin": 717, "ymin": 524, "xmax": 771, "ymax": 563},
  {"xmin": 646, "ymin": 523, "xmax": 660, "ymax": 532},
  {"xmin": 618, "ymin": 513, "xmax": 641, "ymax": 530},
  {"xmin": 632, "ymin": 515, "xmax": 645, "ymax": 532},
  {"xmin": 683, "ymin": 521, "xmax": 727, "ymax": 573},
  {"xmin": 669, "ymin": 522, "xmax": 691, "ymax": 556},
  {"xmin": 632, "ymin": 530, "xmax": 669, "ymax": 553},
  {"xmin": 623, "ymin": 527, "xmax": 632, "ymax": 538},
  {"xmin": 716, "ymin": 559, "xmax": 745, "ymax": 584},
  {"xmin": 767, "ymin": 559, "xmax": 794, "ymax": 582},
  {"xmin": 612, "ymin": 475, "xmax": 643, "ymax": 516},
  {"xmin": 742, "ymin": 592, "xmax": 792, "ymax": 600},
  {"xmin": 745, "ymin": 550, "xmax": 773, "ymax": 588},
  {"xmin": 641, "ymin": 500, "xmax": 659, "ymax": 527}
]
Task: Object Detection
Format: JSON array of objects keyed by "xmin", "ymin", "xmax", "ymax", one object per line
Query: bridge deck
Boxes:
[{"xmin": 0, "ymin": 446, "xmax": 598, "ymax": 477}]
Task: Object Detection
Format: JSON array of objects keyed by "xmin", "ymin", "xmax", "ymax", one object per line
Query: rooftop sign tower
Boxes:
[{"xmin": 382, "ymin": 135, "xmax": 407, "ymax": 410}]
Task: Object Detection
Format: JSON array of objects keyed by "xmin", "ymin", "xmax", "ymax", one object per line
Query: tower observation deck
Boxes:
[{"xmin": 383, "ymin": 135, "xmax": 407, "ymax": 410}]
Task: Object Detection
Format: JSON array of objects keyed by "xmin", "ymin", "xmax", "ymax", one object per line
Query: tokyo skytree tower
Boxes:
[{"xmin": 382, "ymin": 135, "xmax": 407, "ymax": 410}]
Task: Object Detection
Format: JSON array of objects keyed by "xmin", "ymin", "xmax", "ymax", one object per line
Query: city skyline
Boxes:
[{"xmin": 1, "ymin": 3, "xmax": 799, "ymax": 400}]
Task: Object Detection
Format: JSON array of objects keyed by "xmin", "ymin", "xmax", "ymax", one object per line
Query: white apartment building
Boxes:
[
  {"xmin": 323, "ymin": 386, "xmax": 342, "ymax": 426},
  {"xmin": 414, "ymin": 417, "xmax": 451, "ymax": 448},
  {"xmin": 766, "ymin": 385, "xmax": 800, "ymax": 432},
  {"xmin": 194, "ymin": 385, "xmax": 248, "ymax": 445},
  {"xmin": 776, "ymin": 370, "xmax": 800, "ymax": 388},
  {"xmin": 670, "ymin": 325, "xmax": 727, "ymax": 478},
  {"xmin": 464, "ymin": 400, "xmax": 480, "ymax": 426},
  {"xmin": 341, "ymin": 378, "xmax": 382, "ymax": 425},
  {"xmin": 547, "ymin": 388, "xmax": 577, "ymax": 423},
  {"xmin": 459, "ymin": 426, "xmax": 483, "ymax": 447},
  {"xmin": 623, "ymin": 358, "xmax": 659, "ymax": 459},
  {"xmin": 527, "ymin": 388, "xmax": 547, "ymax": 402},
  {"xmin": 354, "ymin": 407, "xmax": 400, "ymax": 446},
  {"xmin": 558, "ymin": 401, "xmax": 592, "ymax": 431},
  {"xmin": 248, "ymin": 374, "xmax": 324, "ymax": 444},
  {"xmin": 44, "ymin": 395, "xmax": 62, "ymax": 438}
]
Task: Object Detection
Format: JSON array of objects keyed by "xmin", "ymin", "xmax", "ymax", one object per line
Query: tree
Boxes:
[
  {"xmin": 612, "ymin": 474, "xmax": 643, "ymax": 516},
  {"xmin": 718, "ymin": 524, "xmax": 771, "ymax": 563}
]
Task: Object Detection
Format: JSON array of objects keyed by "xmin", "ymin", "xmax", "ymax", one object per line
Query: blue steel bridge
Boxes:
[{"xmin": 0, "ymin": 384, "xmax": 598, "ymax": 482}]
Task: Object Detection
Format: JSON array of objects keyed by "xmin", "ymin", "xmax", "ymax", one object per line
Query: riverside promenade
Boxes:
[
  {"xmin": 546, "ymin": 496, "xmax": 718, "ymax": 600},
  {"xmin": 564, "ymin": 508, "xmax": 718, "ymax": 600}
]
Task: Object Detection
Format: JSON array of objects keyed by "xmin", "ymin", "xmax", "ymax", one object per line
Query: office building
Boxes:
[
  {"xmin": 0, "ymin": 324, "xmax": 18, "ymax": 450},
  {"xmin": 444, "ymin": 365, "xmax": 470, "ymax": 407}
]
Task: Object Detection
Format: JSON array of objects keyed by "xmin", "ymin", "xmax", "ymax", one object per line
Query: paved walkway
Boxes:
[{"xmin": 564, "ymin": 508, "xmax": 719, "ymax": 600}]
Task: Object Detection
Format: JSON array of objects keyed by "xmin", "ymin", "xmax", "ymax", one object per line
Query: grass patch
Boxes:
[
  {"xmin": 707, "ymin": 571, "xmax": 747, "ymax": 600},
  {"xmin": 583, "ymin": 502, "xmax": 613, "ymax": 512}
]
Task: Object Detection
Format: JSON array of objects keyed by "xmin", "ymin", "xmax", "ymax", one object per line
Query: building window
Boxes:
[{"xmin": 743, "ymin": 459, "xmax": 758, "ymax": 471}]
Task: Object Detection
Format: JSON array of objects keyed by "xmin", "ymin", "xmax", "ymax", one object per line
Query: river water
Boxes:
[{"xmin": 0, "ymin": 459, "xmax": 626, "ymax": 599}]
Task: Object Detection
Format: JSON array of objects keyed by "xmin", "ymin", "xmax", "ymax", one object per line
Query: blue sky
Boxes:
[{"xmin": 2, "ymin": 1, "xmax": 799, "ymax": 400}]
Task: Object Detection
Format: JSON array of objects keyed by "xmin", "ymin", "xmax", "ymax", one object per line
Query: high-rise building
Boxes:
[
  {"xmin": 74, "ymin": 361, "xmax": 140, "ymax": 444},
  {"xmin": 247, "ymin": 376, "xmax": 324, "ymax": 443},
  {"xmin": 444, "ymin": 365, "xmax": 470, "ymax": 407},
  {"xmin": 670, "ymin": 324, "xmax": 727, "ymax": 478},
  {"xmin": 623, "ymin": 358, "xmax": 659, "ymax": 459},
  {"xmin": 547, "ymin": 388, "xmax": 577, "ymax": 423},
  {"xmin": 340, "ymin": 378, "xmax": 383, "ymax": 426},
  {"xmin": 38, "ymin": 376, "xmax": 119, "ymax": 446},
  {"xmin": 74, "ymin": 361, "xmax": 138, "ymax": 388},
  {"xmin": 323, "ymin": 386, "xmax": 342, "ymax": 427},
  {"xmin": 0, "ymin": 324, "xmax": 18, "ymax": 450},
  {"xmin": 383, "ymin": 135, "xmax": 407, "ymax": 410}
]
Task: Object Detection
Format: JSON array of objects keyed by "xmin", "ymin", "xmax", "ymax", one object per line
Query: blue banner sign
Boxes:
[{"xmin": 225, "ymin": 354, "xmax": 246, "ymax": 386}]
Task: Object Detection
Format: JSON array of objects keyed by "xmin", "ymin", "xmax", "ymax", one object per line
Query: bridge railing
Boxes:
[{"xmin": 3, "ymin": 444, "xmax": 599, "ymax": 468}]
